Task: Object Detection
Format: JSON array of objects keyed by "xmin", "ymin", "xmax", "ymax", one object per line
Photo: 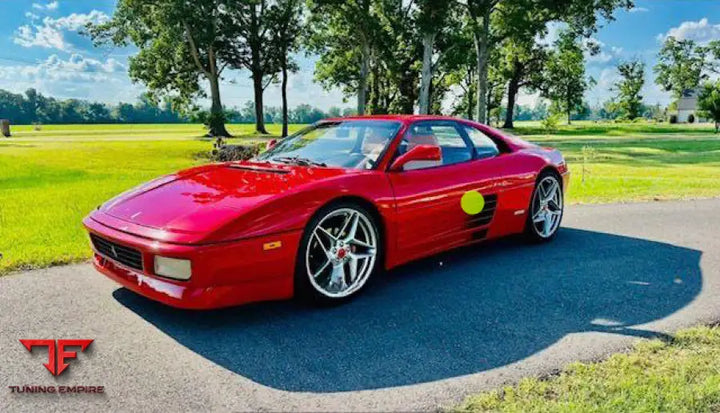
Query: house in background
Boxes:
[{"xmin": 677, "ymin": 89, "xmax": 706, "ymax": 123}]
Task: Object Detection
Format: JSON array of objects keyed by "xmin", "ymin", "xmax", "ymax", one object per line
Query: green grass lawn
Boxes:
[
  {"xmin": 511, "ymin": 121, "xmax": 720, "ymax": 204},
  {"xmin": 455, "ymin": 325, "xmax": 720, "ymax": 412},
  {"xmin": 0, "ymin": 121, "xmax": 718, "ymax": 275},
  {"xmin": 0, "ymin": 123, "xmax": 304, "ymax": 275}
]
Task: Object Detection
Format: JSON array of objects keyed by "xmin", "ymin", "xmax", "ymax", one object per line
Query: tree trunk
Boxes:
[
  {"xmin": 369, "ymin": 64, "xmax": 379, "ymax": 114},
  {"xmin": 419, "ymin": 32, "xmax": 435, "ymax": 115},
  {"xmin": 398, "ymin": 64, "xmax": 416, "ymax": 114},
  {"xmin": 208, "ymin": 74, "xmax": 230, "ymax": 137},
  {"xmin": 466, "ymin": 70, "xmax": 474, "ymax": 120},
  {"xmin": 503, "ymin": 72, "xmax": 520, "ymax": 129},
  {"xmin": 281, "ymin": 61, "xmax": 289, "ymax": 138},
  {"xmin": 473, "ymin": 10, "xmax": 490, "ymax": 124},
  {"xmin": 567, "ymin": 97, "xmax": 572, "ymax": 125},
  {"xmin": 252, "ymin": 71, "xmax": 268, "ymax": 134},
  {"xmin": 358, "ymin": 40, "xmax": 370, "ymax": 115}
]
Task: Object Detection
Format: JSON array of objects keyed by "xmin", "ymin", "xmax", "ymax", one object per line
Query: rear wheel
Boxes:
[
  {"xmin": 295, "ymin": 202, "xmax": 380, "ymax": 305},
  {"xmin": 525, "ymin": 172, "xmax": 564, "ymax": 242}
]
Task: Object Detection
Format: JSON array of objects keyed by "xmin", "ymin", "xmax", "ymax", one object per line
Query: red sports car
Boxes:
[{"xmin": 83, "ymin": 115, "xmax": 568, "ymax": 308}]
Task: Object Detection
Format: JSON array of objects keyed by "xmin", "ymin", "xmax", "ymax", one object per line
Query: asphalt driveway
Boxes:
[{"xmin": 1, "ymin": 199, "xmax": 719, "ymax": 412}]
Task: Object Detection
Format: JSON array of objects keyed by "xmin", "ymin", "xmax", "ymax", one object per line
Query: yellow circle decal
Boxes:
[{"xmin": 461, "ymin": 190, "xmax": 485, "ymax": 215}]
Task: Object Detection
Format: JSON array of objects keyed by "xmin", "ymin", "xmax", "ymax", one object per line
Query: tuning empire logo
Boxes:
[{"xmin": 8, "ymin": 339, "xmax": 105, "ymax": 395}]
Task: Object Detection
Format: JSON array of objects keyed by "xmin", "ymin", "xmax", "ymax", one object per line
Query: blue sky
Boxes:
[{"xmin": 0, "ymin": 0, "xmax": 718, "ymax": 110}]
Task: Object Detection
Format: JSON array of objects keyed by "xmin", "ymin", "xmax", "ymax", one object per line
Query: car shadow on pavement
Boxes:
[{"xmin": 113, "ymin": 228, "xmax": 702, "ymax": 392}]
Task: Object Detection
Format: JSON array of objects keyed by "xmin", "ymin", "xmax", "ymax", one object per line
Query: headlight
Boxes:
[{"xmin": 154, "ymin": 256, "xmax": 192, "ymax": 280}]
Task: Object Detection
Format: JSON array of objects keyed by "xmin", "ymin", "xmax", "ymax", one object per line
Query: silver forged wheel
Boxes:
[
  {"xmin": 530, "ymin": 175, "xmax": 563, "ymax": 239},
  {"xmin": 305, "ymin": 207, "xmax": 378, "ymax": 298}
]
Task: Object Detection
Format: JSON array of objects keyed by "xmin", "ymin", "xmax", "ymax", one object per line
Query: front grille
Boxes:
[
  {"xmin": 90, "ymin": 234, "xmax": 143, "ymax": 271},
  {"xmin": 466, "ymin": 193, "xmax": 498, "ymax": 228}
]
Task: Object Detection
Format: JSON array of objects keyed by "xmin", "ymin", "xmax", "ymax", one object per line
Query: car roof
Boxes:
[{"xmin": 322, "ymin": 114, "xmax": 468, "ymax": 124}]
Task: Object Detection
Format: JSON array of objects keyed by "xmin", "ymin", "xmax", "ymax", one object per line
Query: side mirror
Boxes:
[
  {"xmin": 265, "ymin": 139, "xmax": 278, "ymax": 151},
  {"xmin": 389, "ymin": 144, "xmax": 442, "ymax": 172}
]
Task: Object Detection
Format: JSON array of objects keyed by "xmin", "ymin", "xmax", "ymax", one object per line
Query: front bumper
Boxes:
[{"xmin": 83, "ymin": 215, "xmax": 301, "ymax": 309}]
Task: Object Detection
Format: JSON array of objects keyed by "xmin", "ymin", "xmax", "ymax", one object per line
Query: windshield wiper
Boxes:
[{"xmin": 272, "ymin": 156, "xmax": 327, "ymax": 168}]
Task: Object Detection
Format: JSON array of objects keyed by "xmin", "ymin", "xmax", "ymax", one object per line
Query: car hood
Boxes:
[{"xmin": 98, "ymin": 161, "xmax": 350, "ymax": 240}]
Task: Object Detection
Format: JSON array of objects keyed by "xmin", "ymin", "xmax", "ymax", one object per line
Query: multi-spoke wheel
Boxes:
[
  {"xmin": 295, "ymin": 203, "xmax": 380, "ymax": 304},
  {"xmin": 525, "ymin": 172, "xmax": 564, "ymax": 242}
]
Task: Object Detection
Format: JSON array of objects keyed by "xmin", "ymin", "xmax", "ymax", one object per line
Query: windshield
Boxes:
[{"xmin": 256, "ymin": 120, "xmax": 401, "ymax": 169}]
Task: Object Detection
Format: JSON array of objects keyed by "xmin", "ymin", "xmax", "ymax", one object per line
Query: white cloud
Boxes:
[
  {"xmin": 536, "ymin": 21, "xmax": 566, "ymax": 46},
  {"xmin": 587, "ymin": 65, "xmax": 672, "ymax": 106},
  {"xmin": 584, "ymin": 38, "xmax": 623, "ymax": 64},
  {"xmin": 597, "ymin": 67, "xmax": 620, "ymax": 91},
  {"xmin": 51, "ymin": 10, "xmax": 109, "ymax": 31},
  {"xmin": 14, "ymin": 24, "xmax": 66, "ymax": 50},
  {"xmin": 25, "ymin": 12, "xmax": 40, "ymax": 19},
  {"xmin": 13, "ymin": 10, "xmax": 109, "ymax": 51},
  {"xmin": 32, "ymin": 1, "xmax": 59, "ymax": 11},
  {"xmin": 0, "ymin": 54, "xmax": 124, "ymax": 83},
  {"xmin": 658, "ymin": 18, "xmax": 720, "ymax": 43},
  {"xmin": 629, "ymin": 7, "xmax": 649, "ymax": 13}
]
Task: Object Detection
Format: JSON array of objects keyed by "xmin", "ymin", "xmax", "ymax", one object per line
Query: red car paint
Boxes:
[{"xmin": 83, "ymin": 115, "xmax": 568, "ymax": 309}]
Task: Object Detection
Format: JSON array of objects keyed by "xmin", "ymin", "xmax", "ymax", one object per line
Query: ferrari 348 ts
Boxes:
[{"xmin": 83, "ymin": 115, "xmax": 569, "ymax": 308}]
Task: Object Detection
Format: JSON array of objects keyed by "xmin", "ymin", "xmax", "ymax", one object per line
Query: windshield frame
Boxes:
[{"xmin": 255, "ymin": 119, "xmax": 403, "ymax": 171}]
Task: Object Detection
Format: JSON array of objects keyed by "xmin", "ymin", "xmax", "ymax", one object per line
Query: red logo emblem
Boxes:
[{"xmin": 19, "ymin": 339, "xmax": 93, "ymax": 376}]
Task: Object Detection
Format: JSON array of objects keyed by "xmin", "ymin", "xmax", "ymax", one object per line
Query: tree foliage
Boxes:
[
  {"xmin": 540, "ymin": 30, "xmax": 594, "ymax": 124},
  {"xmin": 461, "ymin": 0, "xmax": 631, "ymax": 124},
  {"xmin": 267, "ymin": 0, "xmax": 303, "ymax": 136},
  {"xmin": 306, "ymin": 0, "xmax": 379, "ymax": 114},
  {"xmin": 87, "ymin": 0, "xmax": 245, "ymax": 136},
  {"xmin": 0, "ymin": 89, "xmax": 185, "ymax": 124},
  {"xmin": 697, "ymin": 80, "xmax": 720, "ymax": 133},
  {"xmin": 654, "ymin": 37, "xmax": 718, "ymax": 99},
  {"xmin": 232, "ymin": 0, "xmax": 288, "ymax": 134},
  {"xmin": 612, "ymin": 59, "xmax": 645, "ymax": 120},
  {"xmin": 416, "ymin": 0, "xmax": 454, "ymax": 114}
]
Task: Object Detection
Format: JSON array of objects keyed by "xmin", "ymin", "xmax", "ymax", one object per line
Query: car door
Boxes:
[
  {"xmin": 387, "ymin": 120, "xmax": 507, "ymax": 266},
  {"xmin": 460, "ymin": 123, "xmax": 535, "ymax": 237}
]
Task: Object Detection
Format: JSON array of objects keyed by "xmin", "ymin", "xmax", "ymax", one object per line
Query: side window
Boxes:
[
  {"xmin": 400, "ymin": 122, "xmax": 473, "ymax": 170},
  {"xmin": 464, "ymin": 126, "xmax": 500, "ymax": 159}
]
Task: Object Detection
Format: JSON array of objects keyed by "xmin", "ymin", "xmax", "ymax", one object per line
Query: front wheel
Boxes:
[
  {"xmin": 295, "ymin": 203, "xmax": 380, "ymax": 305},
  {"xmin": 525, "ymin": 172, "xmax": 564, "ymax": 242}
]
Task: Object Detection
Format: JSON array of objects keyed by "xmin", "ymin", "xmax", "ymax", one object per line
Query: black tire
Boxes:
[
  {"xmin": 294, "ymin": 201, "xmax": 382, "ymax": 306},
  {"xmin": 524, "ymin": 171, "xmax": 564, "ymax": 243}
]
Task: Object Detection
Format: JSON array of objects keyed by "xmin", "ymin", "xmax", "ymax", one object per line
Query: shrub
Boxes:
[
  {"xmin": 669, "ymin": 114, "xmax": 678, "ymax": 124},
  {"xmin": 541, "ymin": 114, "xmax": 561, "ymax": 131},
  {"xmin": 210, "ymin": 138, "xmax": 263, "ymax": 162}
]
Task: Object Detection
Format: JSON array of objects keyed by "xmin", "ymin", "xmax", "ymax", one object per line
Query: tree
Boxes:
[
  {"xmin": 307, "ymin": 0, "xmax": 377, "ymax": 115},
  {"xmin": 654, "ymin": 37, "xmax": 711, "ymax": 99},
  {"xmin": 698, "ymin": 80, "xmax": 720, "ymax": 133},
  {"xmin": 416, "ymin": 0, "xmax": 453, "ymax": 114},
  {"xmin": 88, "ymin": 0, "xmax": 241, "ymax": 136},
  {"xmin": 372, "ymin": 0, "xmax": 421, "ymax": 114},
  {"xmin": 541, "ymin": 30, "xmax": 594, "ymax": 124},
  {"xmin": 233, "ymin": 0, "xmax": 286, "ymax": 134},
  {"xmin": 463, "ymin": 0, "xmax": 631, "ymax": 124},
  {"xmin": 444, "ymin": 21, "xmax": 478, "ymax": 120},
  {"xmin": 85, "ymin": 102, "xmax": 113, "ymax": 123},
  {"xmin": 613, "ymin": 59, "xmax": 645, "ymax": 120},
  {"xmin": 268, "ymin": 0, "xmax": 303, "ymax": 137},
  {"xmin": 499, "ymin": 39, "xmax": 548, "ymax": 128}
]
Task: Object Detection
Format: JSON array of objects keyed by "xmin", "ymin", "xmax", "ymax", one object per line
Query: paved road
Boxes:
[{"xmin": 1, "ymin": 199, "xmax": 719, "ymax": 412}]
